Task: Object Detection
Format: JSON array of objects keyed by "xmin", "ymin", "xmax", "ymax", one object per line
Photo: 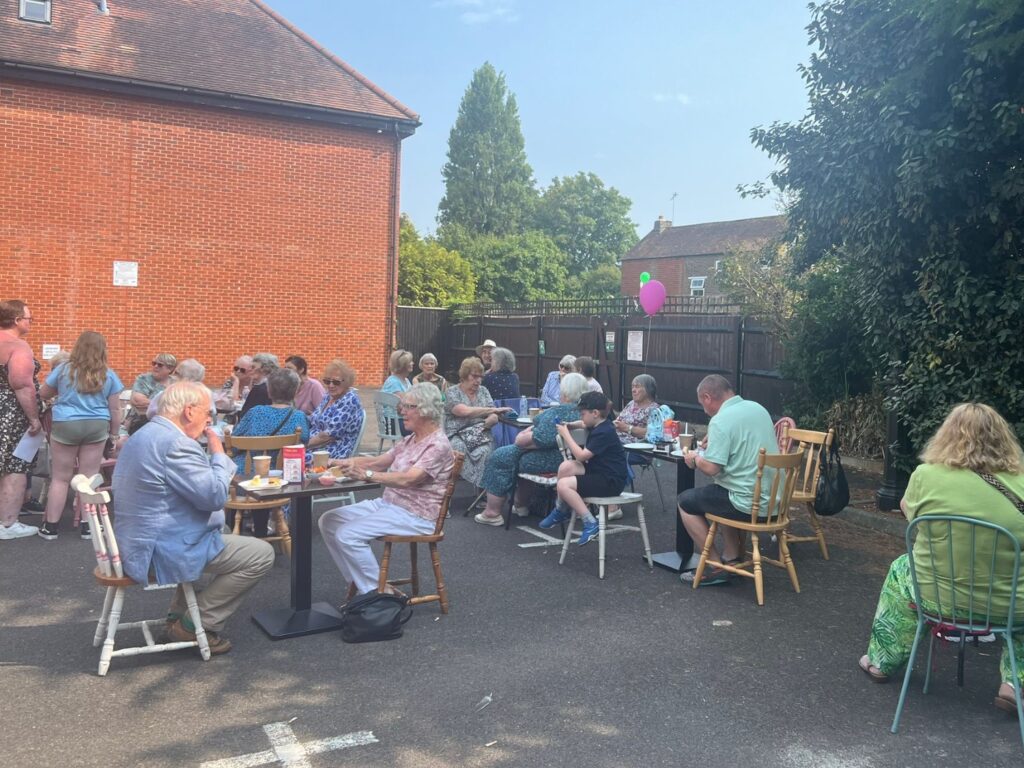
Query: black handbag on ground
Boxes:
[
  {"xmin": 814, "ymin": 439, "xmax": 850, "ymax": 516},
  {"xmin": 339, "ymin": 590, "xmax": 412, "ymax": 643}
]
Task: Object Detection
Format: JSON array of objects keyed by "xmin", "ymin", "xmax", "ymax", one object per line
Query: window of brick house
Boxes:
[
  {"xmin": 19, "ymin": 0, "xmax": 51, "ymax": 23},
  {"xmin": 690, "ymin": 276, "xmax": 706, "ymax": 297},
  {"xmin": 714, "ymin": 259, "xmax": 722, "ymax": 272}
]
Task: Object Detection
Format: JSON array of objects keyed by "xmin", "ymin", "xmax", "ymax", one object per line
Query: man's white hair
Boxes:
[
  {"xmin": 158, "ymin": 381, "xmax": 210, "ymax": 418},
  {"xmin": 175, "ymin": 358, "xmax": 205, "ymax": 382}
]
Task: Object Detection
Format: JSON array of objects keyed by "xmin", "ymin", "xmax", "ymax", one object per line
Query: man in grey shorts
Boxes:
[{"xmin": 677, "ymin": 375, "xmax": 778, "ymax": 585}]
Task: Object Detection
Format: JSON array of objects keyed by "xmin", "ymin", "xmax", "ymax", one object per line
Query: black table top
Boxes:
[
  {"xmin": 622, "ymin": 443, "xmax": 687, "ymax": 463},
  {"xmin": 235, "ymin": 476, "xmax": 379, "ymax": 502}
]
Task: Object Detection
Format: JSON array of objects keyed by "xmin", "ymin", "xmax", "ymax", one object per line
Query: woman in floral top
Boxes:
[
  {"xmin": 612, "ymin": 374, "xmax": 659, "ymax": 444},
  {"xmin": 306, "ymin": 359, "xmax": 364, "ymax": 461}
]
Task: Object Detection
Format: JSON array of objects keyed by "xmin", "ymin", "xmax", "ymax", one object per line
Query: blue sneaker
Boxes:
[
  {"xmin": 577, "ymin": 519, "xmax": 601, "ymax": 546},
  {"xmin": 539, "ymin": 507, "xmax": 571, "ymax": 529}
]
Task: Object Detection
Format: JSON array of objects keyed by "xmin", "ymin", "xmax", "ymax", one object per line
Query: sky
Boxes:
[{"xmin": 263, "ymin": 0, "xmax": 816, "ymax": 237}]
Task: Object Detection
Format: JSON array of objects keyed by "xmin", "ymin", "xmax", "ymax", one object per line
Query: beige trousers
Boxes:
[{"xmin": 168, "ymin": 534, "xmax": 275, "ymax": 632}]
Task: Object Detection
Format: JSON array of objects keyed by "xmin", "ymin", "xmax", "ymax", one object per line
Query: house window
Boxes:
[
  {"xmin": 19, "ymin": 0, "xmax": 51, "ymax": 23},
  {"xmin": 714, "ymin": 259, "xmax": 722, "ymax": 273},
  {"xmin": 689, "ymin": 276, "xmax": 706, "ymax": 297}
]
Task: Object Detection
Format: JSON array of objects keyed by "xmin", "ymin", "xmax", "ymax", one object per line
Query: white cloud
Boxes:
[
  {"xmin": 652, "ymin": 92, "xmax": 692, "ymax": 105},
  {"xmin": 433, "ymin": 0, "xmax": 518, "ymax": 25}
]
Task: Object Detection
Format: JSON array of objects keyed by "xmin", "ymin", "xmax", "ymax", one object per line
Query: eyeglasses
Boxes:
[
  {"xmin": 559, "ymin": 365, "xmax": 572, "ymax": 371},
  {"xmin": 467, "ymin": 372, "xmax": 483, "ymax": 379},
  {"xmin": 232, "ymin": 366, "xmax": 250, "ymax": 373},
  {"xmin": 397, "ymin": 402, "xmax": 419, "ymax": 411},
  {"xmin": 17, "ymin": 316, "xmax": 33, "ymax": 323},
  {"xmin": 322, "ymin": 378, "xmax": 344, "ymax": 386},
  {"xmin": 152, "ymin": 361, "xmax": 171, "ymax": 368}
]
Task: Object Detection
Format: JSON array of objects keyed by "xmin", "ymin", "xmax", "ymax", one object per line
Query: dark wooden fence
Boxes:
[{"xmin": 396, "ymin": 304, "xmax": 791, "ymax": 422}]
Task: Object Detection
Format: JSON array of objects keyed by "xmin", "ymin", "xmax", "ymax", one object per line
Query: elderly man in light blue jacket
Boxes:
[{"xmin": 113, "ymin": 381, "xmax": 274, "ymax": 655}]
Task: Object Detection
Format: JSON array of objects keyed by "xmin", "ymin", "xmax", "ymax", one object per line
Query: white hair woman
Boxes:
[
  {"xmin": 540, "ymin": 354, "xmax": 576, "ymax": 406},
  {"xmin": 482, "ymin": 346, "xmax": 520, "ymax": 400},
  {"xmin": 240, "ymin": 352, "xmax": 279, "ymax": 418},
  {"xmin": 412, "ymin": 353, "xmax": 449, "ymax": 393},
  {"xmin": 319, "ymin": 383, "xmax": 455, "ymax": 597},
  {"xmin": 475, "ymin": 373, "xmax": 588, "ymax": 525}
]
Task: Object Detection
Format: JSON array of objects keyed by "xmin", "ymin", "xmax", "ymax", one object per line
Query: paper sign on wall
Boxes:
[
  {"xmin": 41, "ymin": 344, "xmax": 60, "ymax": 360},
  {"xmin": 605, "ymin": 331, "xmax": 615, "ymax": 354},
  {"xmin": 627, "ymin": 330, "xmax": 644, "ymax": 362},
  {"xmin": 113, "ymin": 261, "xmax": 138, "ymax": 287}
]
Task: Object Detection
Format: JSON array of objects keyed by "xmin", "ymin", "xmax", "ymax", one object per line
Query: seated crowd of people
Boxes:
[{"xmin": 2, "ymin": 297, "xmax": 1021, "ymax": 719}]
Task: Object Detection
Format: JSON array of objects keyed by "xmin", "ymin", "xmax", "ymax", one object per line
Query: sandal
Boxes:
[
  {"xmin": 994, "ymin": 689, "xmax": 1021, "ymax": 717},
  {"xmin": 858, "ymin": 655, "xmax": 890, "ymax": 683}
]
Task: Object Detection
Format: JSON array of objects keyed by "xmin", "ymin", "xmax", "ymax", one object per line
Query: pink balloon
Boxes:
[{"xmin": 639, "ymin": 279, "xmax": 667, "ymax": 315}]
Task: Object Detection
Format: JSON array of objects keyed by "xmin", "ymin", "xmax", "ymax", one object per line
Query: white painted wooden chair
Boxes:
[
  {"xmin": 74, "ymin": 474, "xmax": 211, "ymax": 675},
  {"xmin": 558, "ymin": 491, "xmax": 653, "ymax": 579}
]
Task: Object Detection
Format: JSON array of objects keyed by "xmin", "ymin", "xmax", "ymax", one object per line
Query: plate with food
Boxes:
[
  {"xmin": 238, "ymin": 476, "xmax": 288, "ymax": 490},
  {"xmin": 623, "ymin": 442, "xmax": 655, "ymax": 451}
]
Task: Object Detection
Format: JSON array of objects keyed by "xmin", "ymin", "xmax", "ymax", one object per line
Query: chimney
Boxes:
[{"xmin": 654, "ymin": 215, "xmax": 672, "ymax": 234}]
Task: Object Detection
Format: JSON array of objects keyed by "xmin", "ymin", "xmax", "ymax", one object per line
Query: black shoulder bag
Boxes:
[
  {"xmin": 814, "ymin": 438, "xmax": 850, "ymax": 516},
  {"xmin": 339, "ymin": 590, "xmax": 412, "ymax": 643},
  {"xmin": 974, "ymin": 472, "xmax": 1024, "ymax": 514}
]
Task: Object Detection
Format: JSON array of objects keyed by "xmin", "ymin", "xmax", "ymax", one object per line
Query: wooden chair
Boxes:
[
  {"xmin": 774, "ymin": 416, "xmax": 797, "ymax": 453},
  {"xmin": 782, "ymin": 425, "xmax": 836, "ymax": 559},
  {"xmin": 224, "ymin": 429, "xmax": 302, "ymax": 556},
  {"xmin": 74, "ymin": 474, "xmax": 210, "ymax": 675},
  {"xmin": 691, "ymin": 447, "xmax": 805, "ymax": 605},
  {"xmin": 345, "ymin": 452, "xmax": 464, "ymax": 613}
]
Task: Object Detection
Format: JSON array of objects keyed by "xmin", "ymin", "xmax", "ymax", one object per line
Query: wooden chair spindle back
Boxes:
[
  {"xmin": 748, "ymin": 448, "xmax": 805, "ymax": 525},
  {"xmin": 431, "ymin": 452, "xmax": 465, "ymax": 536}
]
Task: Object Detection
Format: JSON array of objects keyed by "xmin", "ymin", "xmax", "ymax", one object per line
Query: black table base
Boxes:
[
  {"xmin": 631, "ymin": 450, "xmax": 695, "ymax": 574},
  {"xmin": 252, "ymin": 602, "xmax": 343, "ymax": 639}
]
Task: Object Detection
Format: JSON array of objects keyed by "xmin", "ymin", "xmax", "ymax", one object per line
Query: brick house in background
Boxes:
[
  {"xmin": 1, "ymin": 0, "xmax": 419, "ymax": 384},
  {"xmin": 620, "ymin": 215, "xmax": 785, "ymax": 298}
]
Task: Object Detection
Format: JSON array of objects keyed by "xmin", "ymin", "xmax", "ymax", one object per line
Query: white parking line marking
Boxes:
[
  {"xmin": 199, "ymin": 724, "xmax": 378, "ymax": 768},
  {"xmin": 515, "ymin": 524, "xmax": 640, "ymax": 548}
]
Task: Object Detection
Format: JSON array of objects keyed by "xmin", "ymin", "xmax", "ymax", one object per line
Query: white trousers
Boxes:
[{"xmin": 318, "ymin": 498, "xmax": 435, "ymax": 595}]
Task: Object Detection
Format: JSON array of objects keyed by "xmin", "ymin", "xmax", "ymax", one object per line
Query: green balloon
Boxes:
[{"xmin": 640, "ymin": 271, "xmax": 651, "ymax": 285}]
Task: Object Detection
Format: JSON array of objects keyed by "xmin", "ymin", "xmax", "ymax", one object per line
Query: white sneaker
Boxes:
[
  {"xmin": 512, "ymin": 505, "xmax": 530, "ymax": 518},
  {"xmin": 0, "ymin": 521, "xmax": 39, "ymax": 540},
  {"xmin": 606, "ymin": 508, "xmax": 624, "ymax": 521}
]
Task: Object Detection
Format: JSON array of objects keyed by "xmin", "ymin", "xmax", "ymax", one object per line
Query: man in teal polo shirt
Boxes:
[{"xmin": 678, "ymin": 375, "xmax": 778, "ymax": 585}]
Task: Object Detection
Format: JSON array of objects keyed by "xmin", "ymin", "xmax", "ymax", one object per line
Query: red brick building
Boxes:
[
  {"xmin": 621, "ymin": 215, "xmax": 785, "ymax": 298},
  {"xmin": 1, "ymin": 0, "xmax": 419, "ymax": 385}
]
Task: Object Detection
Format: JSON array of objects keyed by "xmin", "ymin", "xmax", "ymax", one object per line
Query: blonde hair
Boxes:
[
  {"xmin": 921, "ymin": 403, "xmax": 1023, "ymax": 475},
  {"xmin": 458, "ymin": 356, "xmax": 484, "ymax": 381},
  {"xmin": 389, "ymin": 349, "xmax": 413, "ymax": 375},
  {"xmin": 323, "ymin": 359, "xmax": 356, "ymax": 387},
  {"xmin": 67, "ymin": 331, "xmax": 109, "ymax": 394}
]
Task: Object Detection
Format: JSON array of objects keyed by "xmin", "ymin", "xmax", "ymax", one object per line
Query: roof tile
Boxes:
[{"xmin": 623, "ymin": 215, "xmax": 786, "ymax": 261}]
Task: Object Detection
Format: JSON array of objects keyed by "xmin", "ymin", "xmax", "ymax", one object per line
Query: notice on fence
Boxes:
[{"xmin": 627, "ymin": 330, "xmax": 644, "ymax": 361}]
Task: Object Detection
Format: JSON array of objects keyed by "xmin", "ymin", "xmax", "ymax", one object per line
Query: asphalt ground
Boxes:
[{"xmin": 3, "ymin": 458, "xmax": 1023, "ymax": 768}]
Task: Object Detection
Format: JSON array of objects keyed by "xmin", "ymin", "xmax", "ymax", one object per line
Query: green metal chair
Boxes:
[{"xmin": 892, "ymin": 515, "xmax": 1024, "ymax": 747}]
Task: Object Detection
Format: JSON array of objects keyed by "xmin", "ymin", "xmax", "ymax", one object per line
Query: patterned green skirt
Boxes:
[{"xmin": 866, "ymin": 554, "xmax": 1024, "ymax": 685}]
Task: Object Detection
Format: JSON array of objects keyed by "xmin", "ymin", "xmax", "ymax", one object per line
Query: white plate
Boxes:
[
  {"xmin": 670, "ymin": 449, "xmax": 685, "ymax": 458},
  {"xmin": 238, "ymin": 478, "xmax": 289, "ymax": 490},
  {"xmin": 515, "ymin": 417, "xmax": 533, "ymax": 424},
  {"xmin": 623, "ymin": 442, "xmax": 654, "ymax": 450}
]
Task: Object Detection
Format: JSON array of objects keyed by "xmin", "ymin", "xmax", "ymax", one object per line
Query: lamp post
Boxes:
[{"xmin": 876, "ymin": 410, "xmax": 910, "ymax": 511}]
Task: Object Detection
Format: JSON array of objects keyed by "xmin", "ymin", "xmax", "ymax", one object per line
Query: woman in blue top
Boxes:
[
  {"xmin": 230, "ymin": 368, "xmax": 310, "ymax": 473},
  {"xmin": 540, "ymin": 355, "xmax": 576, "ymax": 406},
  {"xmin": 475, "ymin": 372, "xmax": 588, "ymax": 526},
  {"xmin": 307, "ymin": 359, "xmax": 363, "ymax": 461},
  {"xmin": 482, "ymin": 347, "xmax": 520, "ymax": 401},
  {"xmin": 382, "ymin": 349, "xmax": 413, "ymax": 437},
  {"xmin": 37, "ymin": 331, "xmax": 123, "ymax": 540}
]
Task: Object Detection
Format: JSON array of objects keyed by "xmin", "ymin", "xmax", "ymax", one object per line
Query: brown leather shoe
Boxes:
[{"xmin": 168, "ymin": 619, "xmax": 232, "ymax": 655}]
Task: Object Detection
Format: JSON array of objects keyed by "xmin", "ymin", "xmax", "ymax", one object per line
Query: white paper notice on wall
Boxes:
[
  {"xmin": 627, "ymin": 330, "xmax": 644, "ymax": 362},
  {"xmin": 41, "ymin": 344, "xmax": 60, "ymax": 360},
  {"xmin": 113, "ymin": 261, "xmax": 138, "ymax": 287}
]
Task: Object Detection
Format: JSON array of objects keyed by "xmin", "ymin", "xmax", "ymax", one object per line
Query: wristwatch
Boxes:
[{"xmin": 364, "ymin": 469, "xmax": 375, "ymax": 480}]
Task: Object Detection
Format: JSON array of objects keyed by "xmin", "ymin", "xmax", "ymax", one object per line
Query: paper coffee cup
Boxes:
[
  {"xmin": 312, "ymin": 450, "xmax": 330, "ymax": 470},
  {"xmin": 528, "ymin": 408, "xmax": 541, "ymax": 418},
  {"xmin": 677, "ymin": 434, "xmax": 694, "ymax": 452},
  {"xmin": 252, "ymin": 455, "xmax": 271, "ymax": 475}
]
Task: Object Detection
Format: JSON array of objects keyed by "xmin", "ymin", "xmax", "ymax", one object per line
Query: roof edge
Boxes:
[{"xmin": 248, "ymin": 0, "xmax": 420, "ymax": 123}]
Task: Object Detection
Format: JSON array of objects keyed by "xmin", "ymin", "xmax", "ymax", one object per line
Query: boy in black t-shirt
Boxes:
[{"xmin": 539, "ymin": 392, "xmax": 628, "ymax": 545}]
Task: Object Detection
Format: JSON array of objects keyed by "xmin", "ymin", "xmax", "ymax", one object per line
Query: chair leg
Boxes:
[
  {"xmin": 409, "ymin": 543, "xmax": 420, "ymax": 596},
  {"xmin": 597, "ymin": 506, "xmax": 606, "ymax": 579},
  {"xmin": 805, "ymin": 502, "xmax": 829, "ymax": 559},
  {"xmin": 891, "ymin": 620, "xmax": 928, "ymax": 733},
  {"xmin": 272, "ymin": 507, "xmax": 291, "ymax": 558},
  {"xmin": 559, "ymin": 514, "xmax": 576, "ymax": 565},
  {"xmin": 429, "ymin": 543, "xmax": 449, "ymax": 614},
  {"xmin": 1003, "ymin": 632, "xmax": 1024, "ymax": 748},
  {"xmin": 636, "ymin": 503, "xmax": 653, "ymax": 569},
  {"xmin": 181, "ymin": 582, "xmax": 211, "ymax": 661},
  {"xmin": 692, "ymin": 522, "xmax": 717, "ymax": 588},
  {"xmin": 956, "ymin": 630, "xmax": 966, "ymax": 687},
  {"xmin": 651, "ymin": 467, "xmax": 668, "ymax": 514},
  {"xmin": 378, "ymin": 542, "xmax": 394, "ymax": 592},
  {"xmin": 94, "ymin": 586, "xmax": 116, "ymax": 647},
  {"xmin": 778, "ymin": 530, "xmax": 801, "ymax": 593},
  {"xmin": 98, "ymin": 587, "xmax": 126, "ymax": 676},
  {"xmin": 923, "ymin": 630, "xmax": 936, "ymax": 694},
  {"xmin": 345, "ymin": 583, "xmax": 356, "ymax": 602},
  {"xmin": 232, "ymin": 509, "xmax": 243, "ymax": 536},
  {"xmin": 751, "ymin": 533, "xmax": 765, "ymax": 606}
]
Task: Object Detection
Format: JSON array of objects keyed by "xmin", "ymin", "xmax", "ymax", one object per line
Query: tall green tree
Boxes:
[
  {"xmin": 751, "ymin": 0, "xmax": 1024, "ymax": 455},
  {"xmin": 398, "ymin": 216, "xmax": 476, "ymax": 307},
  {"xmin": 457, "ymin": 230, "xmax": 568, "ymax": 303},
  {"xmin": 533, "ymin": 172, "xmax": 638, "ymax": 274},
  {"xmin": 438, "ymin": 62, "xmax": 536, "ymax": 238}
]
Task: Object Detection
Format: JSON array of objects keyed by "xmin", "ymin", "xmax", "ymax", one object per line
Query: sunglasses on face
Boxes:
[
  {"xmin": 233, "ymin": 366, "xmax": 251, "ymax": 373},
  {"xmin": 152, "ymin": 361, "xmax": 171, "ymax": 368},
  {"xmin": 322, "ymin": 378, "xmax": 344, "ymax": 386}
]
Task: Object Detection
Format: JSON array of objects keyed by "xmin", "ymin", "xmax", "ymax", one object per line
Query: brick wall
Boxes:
[
  {"xmin": 621, "ymin": 254, "xmax": 726, "ymax": 297},
  {"xmin": 0, "ymin": 77, "xmax": 400, "ymax": 387}
]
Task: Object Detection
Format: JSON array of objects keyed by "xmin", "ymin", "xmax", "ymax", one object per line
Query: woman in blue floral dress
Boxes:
[
  {"xmin": 307, "ymin": 359, "xmax": 363, "ymax": 462},
  {"xmin": 474, "ymin": 373, "xmax": 588, "ymax": 525}
]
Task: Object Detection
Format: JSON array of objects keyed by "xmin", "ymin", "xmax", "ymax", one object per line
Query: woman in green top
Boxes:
[{"xmin": 859, "ymin": 403, "xmax": 1024, "ymax": 716}]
